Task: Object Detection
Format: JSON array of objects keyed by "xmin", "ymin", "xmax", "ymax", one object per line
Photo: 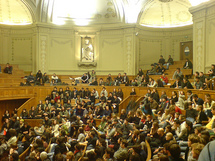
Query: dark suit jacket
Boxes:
[{"xmin": 182, "ymin": 81, "xmax": 194, "ymax": 89}]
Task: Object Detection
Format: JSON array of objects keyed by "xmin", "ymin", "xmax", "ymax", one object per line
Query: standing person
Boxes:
[{"xmin": 4, "ymin": 63, "xmax": 13, "ymax": 74}]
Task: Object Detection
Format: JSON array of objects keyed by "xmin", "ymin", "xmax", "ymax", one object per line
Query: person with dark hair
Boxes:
[
  {"xmin": 164, "ymin": 55, "xmax": 174, "ymax": 70},
  {"xmin": 186, "ymin": 102, "xmax": 197, "ymax": 123},
  {"xmin": 148, "ymin": 64, "xmax": 157, "ymax": 75},
  {"xmin": 184, "ymin": 134, "xmax": 200, "ymax": 161},
  {"xmin": 114, "ymin": 139, "xmax": 128, "ymax": 161},
  {"xmin": 10, "ymin": 153, "xmax": 19, "ymax": 161},
  {"xmin": 170, "ymin": 76, "xmax": 183, "ymax": 88},
  {"xmin": 182, "ymin": 78, "xmax": 193, "ymax": 89},
  {"xmin": 173, "ymin": 119, "xmax": 187, "ymax": 141},
  {"xmin": 137, "ymin": 68, "xmax": 144, "ymax": 77},
  {"xmin": 160, "ymin": 73, "xmax": 168, "ymax": 85},
  {"xmin": 4, "ymin": 63, "xmax": 13, "ymax": 74},
  {"xmin": 130, "ymin": 88, "xmax": 136, "ymax": 95},
  {"xmin": 85, "ymin": 130, "xmax": 97, "ymax": 150},
  {"xmin": 194, "ymin": 105, "xmax": 208, "ymax": 127},
  {"xmin": 172, "ymin": 68, "xmax": 183, "ymax": 80},
  {"xmin": 104, "ymin": 147, "xmax": 115, "ymax": 161},
  {"xmin": 35, "ymin": 70, "xmax": 43, "ymax": 85},
  {"xmin": 183, "ymin": 58, "xmax": 193, "ymax": 69},
  {"xmin": 195, "ymin": 77, "xmax": 203, "ymax": 90},
  {"xmin": 81, "ymin": 73, "xmax": 89, "ymax": 83},
  {"xmin": 156, "ymin": 63, "xmax": 166, "ymax": 75},
  {"xmin": 9, "ymin": 116, "xmax": 20, "ymax": 132},
  {"xmin": 208, "ymin": 64, "xmax": 215, "ymax": 78},
  {"xmin": 7, "ymin": 129, "xmax": 17, "ymax": 147},
  {"xmin": 122, "ymin": 73, "xmax": 129, "ymax": 86},
  {"xmin": 26, "ymin": 72, "xmax": 35, "ymax": 85},
  {"xmin": 121, "ymin": 118, "xmax": 133, "ymax": 139},
  {"xmin": 206, "ymin": 105, "xmax": 215, "ymax": 130},
  {"xmin": 192, "ymin": 94, "xmax": 204, "ymax": 106},
  {"xmin": 42, "ymin": 72, "xmax": 49, "ymax": 84},
  {"xmin": 168, "ymin": 143, "xmax": 184, "ymax": 161},
  {"xmin": 157, "ymin": 55, "xmax": 165, "ymax": 65}
]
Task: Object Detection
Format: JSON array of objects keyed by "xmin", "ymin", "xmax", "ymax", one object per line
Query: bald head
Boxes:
[{"xmin": 157, "ymin": 128, "xmax": 164, "ymax": 136}]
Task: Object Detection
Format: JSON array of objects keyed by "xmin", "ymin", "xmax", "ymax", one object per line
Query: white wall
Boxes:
[
  {"xmin": 0, "ymin": 24, "xmax": 193, "ymax": 75},
  {"xmin": 137, "ymin": 26, "xmax": 193, "ymax": 70}
]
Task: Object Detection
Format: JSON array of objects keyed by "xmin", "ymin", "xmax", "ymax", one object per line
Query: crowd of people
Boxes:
[
  {"xmin": 1, "ymin": 57, "xmax": 215, "ymax": 161},
  {"xmin": 1, "ymin": 84, "xmax": 215, "ymax": 161}
]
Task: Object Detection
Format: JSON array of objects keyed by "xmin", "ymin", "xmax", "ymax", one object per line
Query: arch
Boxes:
[
  {"xmin": 0, "ymin": 0, "xmax": 33, "ymax": 25},
  {"xmin": 137, "ymin": 0, "xmax": 193, "ymax": 28}
]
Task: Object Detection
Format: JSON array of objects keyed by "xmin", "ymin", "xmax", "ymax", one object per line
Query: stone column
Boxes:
[
  {"xmin": 190, "ymin": 0, "xmax": 215, "ymax": 73},
  {"xmin": 124, "ymin": 27, "xmax": 137, "ymax": 75}
]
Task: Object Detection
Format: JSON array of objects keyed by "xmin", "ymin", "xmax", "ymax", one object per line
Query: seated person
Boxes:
[
  {"xmin": 160, "ymin": 73, "xmax": 168, "ymax": 85},
  {"xmin": 42, "ymin": 73, "xmax": 49, "ymax": 83},
  {"xmin": 208, "ymin": 64, "xmax": 215, "ymax": 78},
  {"xmin": 122, "ymin": 73, "xmax": 129, "ymax": 86},
  {"xmin": 4, "ymin": 63, "xmax": 13, "ymax": 74},
  {"xmin": 205, "ymin": 105, "xmax": 215, "ymax": 130},
  {"xmin": 194, "ymin": 105, "xmax": 208, "ymax": 126},
  {"xmin": 182, "ymin": 78, "xmax": 193, "ymax": 89},
  {"xmin": 81, "ymin": 73, "xmax": 89, "ymax": 83},
  {"xmin": 156, "ymin": 64, "xmax": 166, "ymax": 75},
  {"xmin": 148, "ymin": 64, "xmax": 157, "ymax": 75},
  {"xmin": 170, "ymin": 76, "xmax": 182, "ymax": 88},
  {"xmin": 148, "ymin": 78, "xmax": 158, "ymax": 87},
  {"xmin": 26, "ymin": 72, "xmax": 35, "ymax": 85},
  {"xmin": 137, "ymin": 68, "xmax": 144, "ymax": 77},
  {"xmin": 106, "ymin": 74, "xmax": 113, "ymax": 86},
  {"xmin": 51, "ymin": 73, "xmax": 59, "ymax": 84},
  {"xmin": 186, "ymin": 102, "xmax": 197, "ymax": 123},
  {"xmin": 158, "ymin": 55, "xmax": 165, "ymax": 65},
  {"xmin": 172, "ymin": 68, "xmax": 183, "ymax": 80},
  {"xmin": 35, "ymin": 70, "xmax": 43, "ymax": 85},
  {"xmin": 164, "ymin": 55, "xmax": 174, "ymax": 69},
  {"xmin": 195, "ymin": 77, "xmax": 203, "ymax": 90},
  {"xmin": 183, "ymin": 58, "xmax": 193, "ymax": 69},
  {"xmin": 115, "ymin": 73, "xmax": 122, "ymax": 86},
  {"xmin": 89, "ymin": 77, "xmax": 98, "ymax": 86},
  {"xmin": 199, "ymin": 72, "xmax": 206, "ymax": 83}
]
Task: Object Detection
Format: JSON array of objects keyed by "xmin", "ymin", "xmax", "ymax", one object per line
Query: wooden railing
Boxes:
[
  {"xmin": 17, "ymin": 97, "xmax": 36, "ymax": 116},
  {"xmin": 208, "ymin": 77, "xmax": 215, "ymax": 90},
  {"xmin": 146, "ymin": 140, "xmax": 152, "ymax": 161},
  {"xmin": 135, "ymin": 96, "xmax": 145, "ymax": 110},
  {"xmin": 19, "ymin": 138, "xmax": 35, "ymax": 161},
  {"xmin": 118, "ymin": 95, "xmax": 140, "ymax": 113},
  {"xmin": 45, "ymin": 140, "xmax": 51, "ymax": 153}
]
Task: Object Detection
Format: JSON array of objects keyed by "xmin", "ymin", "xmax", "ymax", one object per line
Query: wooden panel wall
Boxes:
[{"xmin": 0, "ymin": 99, "xmax": 28, "ymax": 125}]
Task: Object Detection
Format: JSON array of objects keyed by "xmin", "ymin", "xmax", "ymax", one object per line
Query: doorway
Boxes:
[{"xmin": 180, "ymin": 41, "xmax": 193, "ymax": 61}]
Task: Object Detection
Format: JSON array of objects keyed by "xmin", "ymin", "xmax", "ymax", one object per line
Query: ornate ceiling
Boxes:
[
  {"xmin": 0, "ymin": 0, "xmax": 33, "ymax": 25},
  {"xmin": 139, "ymin": 0, "xmax": 193, "ymax": 27},
  {"xmin": 52, "ymin": 0, "xmax": 122, "ymax": 25},
  {"xmin": 0, "ymin": 0, "xmax": 211, "ymax": 27}
]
